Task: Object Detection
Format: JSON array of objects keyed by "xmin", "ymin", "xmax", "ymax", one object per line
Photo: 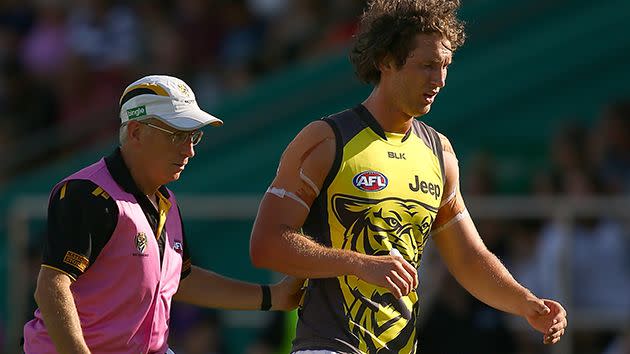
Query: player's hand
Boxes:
[
  {"xmin": 524, "ymin": 298, "xmax": 568, "ymax": 344},
  {"xmin": 355, "ymin": 253, "xmax": 418, "ymax": 299},
  {"xmin": 269, "ymin": 276, "xmax": 306, "ymax": 311}
]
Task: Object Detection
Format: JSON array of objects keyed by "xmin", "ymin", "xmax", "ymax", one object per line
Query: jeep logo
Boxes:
[{"xmin": 409, "ymin": 175, "xmax": 441, "ymax": 199}]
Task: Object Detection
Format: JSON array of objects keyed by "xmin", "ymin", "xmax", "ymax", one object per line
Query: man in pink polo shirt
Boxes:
[{"xmin": 23, "ymin": 75, "xmax": 303, "ymax": 354}]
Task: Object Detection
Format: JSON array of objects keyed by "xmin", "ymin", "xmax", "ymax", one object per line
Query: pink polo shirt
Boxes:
[{"xmin": 24, "ymin": 158, "xmax": 184, "ymax": 353}]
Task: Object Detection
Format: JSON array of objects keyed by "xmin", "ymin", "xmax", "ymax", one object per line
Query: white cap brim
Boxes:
[{"xmin": 154, "ymin": 108, "xmax": 223, "ymax": 131}]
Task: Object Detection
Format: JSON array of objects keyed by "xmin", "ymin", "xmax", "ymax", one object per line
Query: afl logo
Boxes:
[
  {"xmin": 135, "ymin": 232, "xmax": 148, "ymax": 253},
  {"xmin": 353, "ymin": 171, "xmax": 388, "ymax": 192}
]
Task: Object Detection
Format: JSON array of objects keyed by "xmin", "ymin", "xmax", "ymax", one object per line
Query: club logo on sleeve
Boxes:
[
  {"xmin": 353, "ymin": 171, "xmax": 388, "ymax": 192},
  {"xmin": 63, "ymin": 251, "xmax": 89, "ymax": 272},
  {"xmin": 133, "ymin": 232, "xmax": 149, "ymax": 256}
]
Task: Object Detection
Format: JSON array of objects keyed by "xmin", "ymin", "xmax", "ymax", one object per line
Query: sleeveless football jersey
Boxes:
[{"xmin": 293, "ymin": 105, "xmax": 445, "ymax": 353}]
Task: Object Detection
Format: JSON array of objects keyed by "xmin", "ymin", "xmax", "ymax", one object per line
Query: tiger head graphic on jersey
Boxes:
[
  {"xmin": 332, "ymin": 194, "xmax": 437, "ymax": 266},
  {"xmin": 331, "ymin": 194, "xmax": 438, "ymax": 352}
]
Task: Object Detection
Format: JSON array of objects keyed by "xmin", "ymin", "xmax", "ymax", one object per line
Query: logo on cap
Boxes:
[
  {"xmin": 177, "ymin": 83, "xmax": 191, "ymax": 97},
  {"xmin": 127, "ymin": 105, "xmax": 147, "ymax": 120},
  {"xmin": 353, "ymin": 171, "xmax": 388, "ymax": 192}
]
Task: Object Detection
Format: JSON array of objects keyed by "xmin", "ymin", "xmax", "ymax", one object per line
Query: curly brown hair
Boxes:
[{"xmin": 350, "ymin": 0, "xmax": 466, "ymax": 84}]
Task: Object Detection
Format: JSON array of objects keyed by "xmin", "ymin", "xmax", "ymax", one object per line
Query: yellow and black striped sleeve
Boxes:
[{"xmin": 43, "ymin": 180, "xmax": 118, "ymax": 280}]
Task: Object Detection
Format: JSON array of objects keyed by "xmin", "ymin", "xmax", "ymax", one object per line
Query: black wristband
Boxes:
[{"xmin": 260, "ymin": 284, "xmax": 272, "ymax": 311}]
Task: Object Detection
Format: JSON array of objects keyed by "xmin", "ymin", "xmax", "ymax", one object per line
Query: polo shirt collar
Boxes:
[{"xmin": 104, "ymin": 147, "xmax": 170, "ymax": 199}]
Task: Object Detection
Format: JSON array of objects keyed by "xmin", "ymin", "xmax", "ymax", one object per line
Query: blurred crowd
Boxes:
[
  {"xmin": 418, "ymin": 100, "xmax": 629, "ymax": 354},
  {"xmin": 0, "ymin": 0, "xmax": 364, "ymax": 181},
  {"xmin": 3, "ymin": 0, "xmax": 629, "ymax": 353}
]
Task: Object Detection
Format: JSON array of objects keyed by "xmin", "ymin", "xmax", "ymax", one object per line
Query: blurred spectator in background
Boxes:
[
  {"xmin": 603, "ymin": 329, "xmax": 630, "ymax": 354},
  {"xmin": 0, "ymin": 57, "xmax": 59, "ymax": 175},
  {"xmin": 0, "ymin": 57, "xmax": 57, "ymax": 138},
  {"xmin": 20, "ymin": 0, "xmax": 68, "ymax": 79},
  {"xmin": 245, "ymin": 311, "xmax": 291, "ymax": 354},
  {"xmin": 65, "ymin": 0, "xmax": 139, "ymax": 72},
  {"xmin": 178, "ymin": 313, "xmax": 224, "ymax": 354},
  {"xmin": 0, "ymin": 0, "xmax": 33, "ymax": 53},
  {"xmin": 527, "ymin": 125, "xmax": 630, "ymax": 353},
  {"xmin": 591, "ymin": 100, "xmax": 630, "ymax": 194},
  {"xmin": 535, "ymin": 168, "xmax": 630, "ymax": 311},
  {"xmin": 463, "ymin": 152, "xmax": 498, "ymax": 196},
  {"xmin": 547, "ymin": 122, "xmax": 590, "ymax": 189},
  {"xmin": 420, "ymin": 273, "xmax": 517, "ymax": 354},
  {"xmin": 169, "ymin": 304, "xmax": 225, "ymax": 354},
  {"xmin": 257, "ymin": 0, "xmax": 325, "ymax": 70},
  {"xmin": 0, "ymin": 0, "xmax": 369, "ymax": 182},
  {"xmin": 420, "ymin": 151, "xmax": 518, "ymax": 354}
]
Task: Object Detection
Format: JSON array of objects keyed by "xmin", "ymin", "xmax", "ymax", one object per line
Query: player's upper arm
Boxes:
[
  {"xmin": 431, "ymin": 133, "xmax": 468, "ymax": 234},
  {"xmin": 429, "ymin": 134, "xmax": 490, "ymax": 272},
  {"xmin": 265, "ymin": 120, "xmax": 335, "ymax": 226},
  {"xmin": 250, "ymin": 121, "xmax": 335, "ymax": 258}
]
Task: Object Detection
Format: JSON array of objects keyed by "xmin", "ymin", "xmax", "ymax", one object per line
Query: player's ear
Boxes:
[
  {"xmin": 126, "ymin": 121, "xmax": 143, "ymax": 144},
  {"xmin": 377, "ymin": 54, "xmax": 396, "ymax": 73}
]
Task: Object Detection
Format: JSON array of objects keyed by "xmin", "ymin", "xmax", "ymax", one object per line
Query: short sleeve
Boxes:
[{"xmin": 43, "ymin": 180, "xmax": 118, "ymax": 280}]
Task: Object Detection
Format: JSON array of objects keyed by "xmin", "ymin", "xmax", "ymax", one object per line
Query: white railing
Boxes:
[{"xmin": 6, "ymin": 195, "xmax": 630, "ymax": 354}]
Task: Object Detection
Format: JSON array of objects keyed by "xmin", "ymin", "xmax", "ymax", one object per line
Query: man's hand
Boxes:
[
  {"xmin": 524, "ymin": 299, "xmax": 568, "ymax": 344},
  {"xmin": 355, "ymin": 254, "xmax": 418, "ymax": 299},
  {"xmin": 270, "ymin": 276, "xmax": 306, "ymax": 311}
]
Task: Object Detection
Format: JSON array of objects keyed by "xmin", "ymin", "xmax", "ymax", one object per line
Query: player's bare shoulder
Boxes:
[
  {"xmin": 432, "ymin": 131, "xmax": 467, "ymax": 234},
  {"xmin": 281, "ymin": 121, "xmax": 335, "ymax": 165},
  {"xmin": 277, "ymin": 121, "xmax": 335, "ymax": 178},
  {"xmin": 271, "ymin": 121, "xmax": 336, "ymax": 208},
  {"xmin": 436, "ymin": 131, "xmax": 459, "ymax": 181},
  {"xmin": 437, "ymin": 131, "xmax": 455, "ymax": 156}
]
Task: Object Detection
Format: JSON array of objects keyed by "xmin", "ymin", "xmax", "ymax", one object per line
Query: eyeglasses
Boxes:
[{"xmin": 139, "ymin": 121, "xmax": 204, "ymax": 146}]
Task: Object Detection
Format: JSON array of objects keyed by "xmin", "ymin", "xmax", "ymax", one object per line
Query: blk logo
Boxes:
[{"xmin": 388, "ymin": 151, "xmax": 406, "ymax": 160}]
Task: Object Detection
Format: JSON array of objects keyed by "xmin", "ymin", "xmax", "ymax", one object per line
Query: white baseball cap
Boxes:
[{"xmin": 119, "ymin": 75, "xmax": 223, "ymax": 131}]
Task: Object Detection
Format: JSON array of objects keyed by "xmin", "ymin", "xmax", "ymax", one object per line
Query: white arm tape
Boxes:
[
  {"xmin": 299, "ymin": 168, "xmax": 320, "ymax": 195},
  {"xmin": 266, "ymin": 187, "xmax": 310, "ymax": 211},
  {"xmin": 430, "ymin": 208, "xmax": 469, "ymax": 236},
  {"xmin": 439, "ymin": 188, "xmax": 457, "ymax": 208}
]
